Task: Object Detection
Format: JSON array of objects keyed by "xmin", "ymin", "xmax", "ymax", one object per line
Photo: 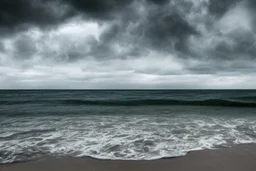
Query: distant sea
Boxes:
[{"xmin": 1, "ymin": 90, "xmax": 256, "ymax": 163}]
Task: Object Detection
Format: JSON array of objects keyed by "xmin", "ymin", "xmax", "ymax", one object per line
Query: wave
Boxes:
[
  {"xmin": 1, "ymin": 114, "xmax": 256, "ymax": 163},
  {"xmin": 1, "ymin": 99, "xmax": 256, "ymax": 107},
  {"xmin": 0, "ymin": 129, "xmax": 56, "ymax": 140},
  {"xmin": 60, "ymin": 99, "xmax": 256, "ymax": 107},
  {"xmin": 232, "ymin": 96, "xmax": 256, "ymax": 101}
]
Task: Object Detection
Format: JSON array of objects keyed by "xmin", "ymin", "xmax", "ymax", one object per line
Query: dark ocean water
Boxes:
[{"xmin": 1, "ymin": 90, "xmax": 256, "ymax": 163}]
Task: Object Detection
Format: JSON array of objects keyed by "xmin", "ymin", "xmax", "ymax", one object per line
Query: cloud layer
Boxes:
[{"xmin": 0, "ymin": 0, "xmax": 256, "ymax": 89}]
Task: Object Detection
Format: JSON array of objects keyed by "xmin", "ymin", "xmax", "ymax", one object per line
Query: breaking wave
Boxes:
[{"xmin": 1, "ymin": 99, "xmax": 256, "ymax": 107}]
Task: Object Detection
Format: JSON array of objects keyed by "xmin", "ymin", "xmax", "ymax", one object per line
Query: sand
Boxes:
[{"xmin": 1, "ymin": 144, "xmax": 256, "ymax": 171}]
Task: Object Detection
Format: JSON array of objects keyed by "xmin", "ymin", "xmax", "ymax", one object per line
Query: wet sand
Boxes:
[{"xmin": 1, "ymin": 144, "xmax": 256, "ymax": 171}]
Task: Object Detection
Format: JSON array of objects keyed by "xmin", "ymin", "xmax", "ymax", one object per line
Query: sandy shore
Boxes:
[{"xmin": 1, "ymin": 144, "xmax": 256, "ymax": 171}]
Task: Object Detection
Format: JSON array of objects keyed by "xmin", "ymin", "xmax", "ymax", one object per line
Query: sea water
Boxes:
[{"xmin": 1, "ymin": 90, "xmax": 256, "ymax": 163}]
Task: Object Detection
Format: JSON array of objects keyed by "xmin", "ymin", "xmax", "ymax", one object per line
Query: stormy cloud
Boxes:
[{"xmin": 0, "ymin": 0, "xmax": 256, "ymax": 89}]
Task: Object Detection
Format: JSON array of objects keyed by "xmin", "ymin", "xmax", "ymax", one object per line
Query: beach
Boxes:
[{"xmin": 2, "ymin": 144, "xmax": 256, "ymax": 171}]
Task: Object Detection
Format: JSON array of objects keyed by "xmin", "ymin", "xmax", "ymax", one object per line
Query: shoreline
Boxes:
[{"xmin": 2, "ymin": 143, "xmax": 256, "ymax": 171}]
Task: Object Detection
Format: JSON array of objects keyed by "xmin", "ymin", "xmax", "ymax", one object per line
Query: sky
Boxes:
[{"xmin": 0, "ymin": 0, "xmax": 256, "ymax": 89}]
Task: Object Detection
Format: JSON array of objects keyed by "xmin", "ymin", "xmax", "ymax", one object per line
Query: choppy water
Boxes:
[{"xmin": 1, "ymin": 90, "xmax": 256, "ymax": 163}]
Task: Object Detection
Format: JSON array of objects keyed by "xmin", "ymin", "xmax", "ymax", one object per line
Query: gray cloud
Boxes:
[
  {"xmin": 14, "ymin": 35, "xmax": 37, "ymax": 60},
  {"xmin": 64, "ymin": 0, "xmax": 133, "ymax": 20},
  {"xmin": 0, "ymin": 0, "xmax": 73, "ymax": 35},
  {"xmin": 143, "ymin": 13, "xmax": 198, "ymax": 52},
  {"xmin": 213, "ymin": 32, "xmax": 256, "ymax": 59},
  {"xmin": 0, "ymin": 0, "xmax": 256, "ymax": 89},
  {"xmin": 208, "ymin": 0, "xmax": 241, "ymax": 17},
  {"xmin": 0, "ymin": 42, "xmax": 5, "ymax": 52}
]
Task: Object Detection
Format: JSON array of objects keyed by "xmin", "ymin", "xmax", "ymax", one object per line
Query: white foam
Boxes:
[{"xmin": 1, "ymin": 114, "xmax": 256, "ymax": 163}]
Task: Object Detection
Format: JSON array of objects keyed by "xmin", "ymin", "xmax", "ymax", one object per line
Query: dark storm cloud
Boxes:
[
  {"xmin": 0, "ymin": 0, "xmax": 253, "ymax": 60},
  {"xmin": 0, "ymin": 0, "xmax": 136, "ymax": 34},
  {"xmin": 143, "ymin": 13, "xmax": 198, "ymax": 52},
  {"xmin": 246, "ymin": 0, "xmax": 256, "ymax": 9},
  {"xmin": 69, "ymin": 0, "xmax": 199, "ymax": 59},
  {"xmin": 208, "ymin": 0, "xmax": 256, "ymax": 18},
  {"xmin": 0, "ymin": 0, "xmax": 196, "ymax": 47},
  {"xmin": 147, "ymin": 0, "xmax": 170, "ymax": 5},
  {"xmin": 64, "ymin": 0, "xmax": 133, "ymax": 20},
  {"xmin": 182, "ymin": 0, "xmax": 256, "ymax": 64},
  {"xmin": 213, "ymin": 32, "xmax": 256, "ymax": 60},
  {"xmin": 1, "ymin": 0, "xmax": 256, "ymax": 89},
  {"xmin": 208, "ymin": 0, "xmax": 241, "ymax": 17},
  {"xmin": 134, "ymin": 0, "xmax": 198, "ymax": 53},
  {"xmin": 64, "ymin": 0, "xmax": 171, "ymax": 19},
  {"xmin": 0, "ymin": 0, "xmax": 73, "ymax": 33}
]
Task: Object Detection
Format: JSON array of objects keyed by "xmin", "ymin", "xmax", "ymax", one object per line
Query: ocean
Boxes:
[{"xmin": 1, "ymin": 90, "xmax": 256, "ymax": 163}]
